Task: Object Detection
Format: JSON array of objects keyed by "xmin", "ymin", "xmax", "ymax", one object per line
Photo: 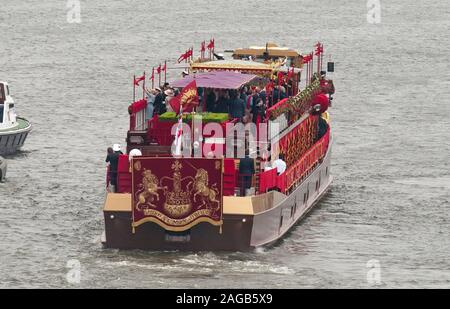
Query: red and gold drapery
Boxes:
[
  {"xmin": 278, "ymin": 115, "xmax": 318, "ymax": 167},
  {"xmin": 131, "ymin": 157, "xmax": 223, "ymax": 232}
]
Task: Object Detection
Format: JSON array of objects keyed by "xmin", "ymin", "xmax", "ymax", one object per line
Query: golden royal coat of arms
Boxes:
[{"xmin": 131, "ymin": 158, "xmax": 223, "ymax": 232}]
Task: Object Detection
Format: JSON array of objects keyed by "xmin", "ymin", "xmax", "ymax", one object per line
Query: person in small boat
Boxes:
[
  {"xmin": 106, "ymin": 147, "xmax": 120, "ymax": 192},
  {"xmin": 239, "ymin": 152, "xmax": 255, "ymax": 196},
  {"xmin": 272, "ymin": 153, "xmax": 287, "ymax": 175}
]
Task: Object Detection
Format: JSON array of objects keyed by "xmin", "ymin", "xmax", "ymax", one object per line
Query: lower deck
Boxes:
[{"xmin": 102, "ymin": 141, "xmax": 332, "ymax": 251}]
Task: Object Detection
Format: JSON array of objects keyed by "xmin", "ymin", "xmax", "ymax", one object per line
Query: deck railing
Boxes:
[
  {"xmin": 283, "ymin": 127, "xmax": 330, "ymax": 192},
  {"xmin": 258, "ymin": 127, "xmax": 330, "ymax": 194}
]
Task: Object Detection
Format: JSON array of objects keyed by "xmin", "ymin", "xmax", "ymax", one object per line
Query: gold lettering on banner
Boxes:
[{"xmin": 143, "ymin": 209, "xmax": 213, "ymax": 226}]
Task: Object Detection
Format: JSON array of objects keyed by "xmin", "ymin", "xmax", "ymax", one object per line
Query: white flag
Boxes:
[{"xmin": 173, "ymin": 115, "xmax": 183, "ymax": 156}]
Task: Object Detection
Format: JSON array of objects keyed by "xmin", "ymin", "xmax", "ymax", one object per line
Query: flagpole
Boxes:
[
  {"xmin": 133, "ymin": 74, "xmax": 136, "ymax": 102},
  {"xmin": 164, "ymin": 60, "xmax": 167, "ymax": 84},
  {"xmin": 317, "ymin": 50, "xmax": 320, "ymax": 74},
  {"xmin": 321, "ymin": 44, "xmax": 324, "ymax": 72},
  {"xmin": 158, "ymin": 64, "xmax": 161, "ymax": 87},
  {"xmin": 306, "ymin": 63, "xmax": 309, "ymax": 86},
  {"xmin": 142, "ymin": 71, "xmax": 146, "ymax": 100},
  {"xmin": 151, "ymin": 67, "xmax": 154, "ymax": 89}
]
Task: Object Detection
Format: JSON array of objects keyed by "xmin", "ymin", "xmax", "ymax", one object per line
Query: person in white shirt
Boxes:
[{"xmin": 272, "ymin": 153, "xmax": 287, "ymax": 175}]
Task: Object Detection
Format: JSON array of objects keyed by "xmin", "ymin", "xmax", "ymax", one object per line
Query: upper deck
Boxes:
[{"xmin": 112, "ymin": 41, "xmax": 333, "ymax": 198}]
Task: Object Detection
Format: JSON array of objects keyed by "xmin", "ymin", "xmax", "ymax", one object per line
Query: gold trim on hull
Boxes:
[{"xmin": 132, "ymin": 216, "xmax": 223, "ymax": 232}]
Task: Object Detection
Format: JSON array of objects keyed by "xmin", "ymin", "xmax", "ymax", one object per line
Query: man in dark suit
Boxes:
[
  {"xmin": 106, "ymin": 147, "xmax": 120, "ymax": 192},
  {"xmin": 239, "ymin": 154, "xmax": 255, "ymax": 196},
  {"xmin": 229, "ymin": 90, "xmax": 245, "ymax": 120}
]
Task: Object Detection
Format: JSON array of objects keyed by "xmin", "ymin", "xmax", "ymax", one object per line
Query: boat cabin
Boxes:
[{"xmin": 232, "ymin": 43, "xmax": 304, "ymax": 68}]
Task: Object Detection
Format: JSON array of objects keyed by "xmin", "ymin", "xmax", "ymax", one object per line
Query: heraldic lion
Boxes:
[
  {"xmin": 192, "ymin": 168, "xmax": 220, "ymax": 211},
  {"xmin": 136, "ymin": 169, "xmax": 162, "ymax": 210}
]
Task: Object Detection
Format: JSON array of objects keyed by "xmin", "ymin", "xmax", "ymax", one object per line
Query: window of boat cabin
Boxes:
[{"xmin": 0, "ymin": 105, "xmax": 4, "ymax": 123}]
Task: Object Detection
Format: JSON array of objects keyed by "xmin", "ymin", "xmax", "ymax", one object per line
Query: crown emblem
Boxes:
[{"xmin": 163, "ymin": 160, "xmax": 192, "ymax": 218}]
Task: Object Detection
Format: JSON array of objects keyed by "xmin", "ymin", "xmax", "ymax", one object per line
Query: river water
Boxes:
[{"xmin": 1, "ymin": 0, "xmax": 449, "ymax": 288}]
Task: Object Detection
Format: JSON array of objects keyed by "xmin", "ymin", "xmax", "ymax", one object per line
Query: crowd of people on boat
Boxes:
[
  {"xmin": 143, "ymin": 81, "xmax": 290, "ymax": 125},
  {"xmin": 109, "ymin": 70, "xmax": 332, "ymax": 195}
]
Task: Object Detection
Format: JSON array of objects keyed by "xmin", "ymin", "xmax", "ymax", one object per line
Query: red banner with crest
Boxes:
[{"xmin": 131, "ymin": 157, "xmax": 223, "ymax": 232}]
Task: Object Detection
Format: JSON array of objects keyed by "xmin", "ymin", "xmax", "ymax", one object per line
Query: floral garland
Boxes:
[{"xmin": 268, "ymin": 79, "xmax": 321, "ymax": 121}]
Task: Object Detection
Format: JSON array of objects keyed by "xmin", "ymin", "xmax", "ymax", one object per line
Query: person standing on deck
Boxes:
[
  {"xmin": 145, "ymin": 88, "xmax": 156, "ymax": 120},
  {"xmin": 153, "ymin": 87, "xmax": 166, "ymax": 115},
  {"xmin": 113, "ymin": 143, "xmax": 123, "ymax": 155},
  {"xmin": 229, "ymin": 90, "xmax": 245, "ymax": 120},
  {"xmin": 106, "ymin": 147, "xmax": 120, "ymax": 192},
  {"xmin": 164, "ymin": 88, "xmax": 175, "ymax": 113},
  {"xmin": 214, "ymin": 90, "xmax": 230, "ymax": 113},
  {"xmin": 239, "ymin": 152, "xmax": 255, "ymax": 196},
  {"xmin": 272, "ymin": 153, "xmax": 287, "ymax": 175}
]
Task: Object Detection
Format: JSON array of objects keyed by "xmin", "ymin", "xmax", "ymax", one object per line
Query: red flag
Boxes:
[
  {"xmin": 302, "ymin": 54, "xmax": 312, "ymax": 64},
  {"xmin": 150, "ymin": 68, "xmax": 155, "ymax": 81},
  {"xmin": 286, "ymin": 66, "xmax": 294, "ymax": 83},
  {"xmin": 162, "ymin": 63, "xmax": 166, "ymax": 72},
  {"xmin": 315, "ymin": 42, "xmax": 323, "ymax": 56},
  {"xmin": 200, "ymin": 41, "xmax": 206, "ymax": 52},
  {"xmin": 134, "ymin": 75, "xmax": 145, "ymax": 86},
  {"xmin": 207, "ymin": 38, "xmax": 215, "ymax": 50},
  {"xmin": 170, "ymin": 80, "xmax": 198, "ymax": 114},
  {"xmin": 156, "ymin": 64, "xmax": 162, "ymax": 74},
  {"xmin": 177, "ymin": 51, "xmax": 188, "ymax": 63},
  {"xmin": 277, "ymin": 71, "xmax": 284, "ymax": 86},
  {"xmin": 187, "ymin": 48, "xmax": 193, "ymax": 59}
]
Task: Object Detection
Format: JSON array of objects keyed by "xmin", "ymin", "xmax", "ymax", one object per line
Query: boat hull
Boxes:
[
  {"xmin": 102, "ymin": 141, "xmax": 332, "ymax": 251},
  {"xmin": 0, "ymin": 118, "xmax": 32, "ymax": 155},
  {"xmin": 0, "ymin": 156, "xmax": 6, "ymax": 181}
]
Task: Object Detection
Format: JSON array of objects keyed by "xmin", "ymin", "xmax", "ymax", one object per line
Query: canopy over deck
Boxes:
[
  {"xmin": 191, "ymin": 60, "xmax": 275, "ymax": 74},
  {"xmin": 171, "ymin": 71, "xmax": 258, "ymax": 89}
]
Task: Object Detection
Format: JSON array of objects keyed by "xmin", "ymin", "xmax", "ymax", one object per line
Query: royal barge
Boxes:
[
  {"xmin": 102, "ymin": 41, "xmax": 335, "ymax": 251},
  {"xmin": 0, "ymin": 81, "xmax": 32, "ymax": 155}
]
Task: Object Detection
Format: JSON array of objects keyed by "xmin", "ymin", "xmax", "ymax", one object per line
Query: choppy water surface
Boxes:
[{"xmin": 1, "ymin": 0, "xmax": 449, "ymax": 288}]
